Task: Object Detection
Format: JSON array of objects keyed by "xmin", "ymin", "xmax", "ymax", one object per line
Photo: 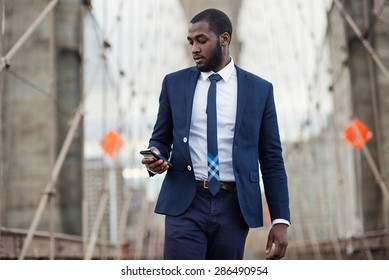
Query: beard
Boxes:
[{"xmin": 197, "ymin": 40, "xmax": 222, "ymax": 72}]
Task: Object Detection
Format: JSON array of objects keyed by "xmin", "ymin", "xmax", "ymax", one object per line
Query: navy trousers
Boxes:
[{"xmin": 164, "ymin": 186, "xmax": 249, "ymax": 260}]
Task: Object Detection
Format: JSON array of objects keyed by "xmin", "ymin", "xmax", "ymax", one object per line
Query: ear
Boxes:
[{"xmin": 219, "ymin": 32, "xmax": 230, "ymax": 47}]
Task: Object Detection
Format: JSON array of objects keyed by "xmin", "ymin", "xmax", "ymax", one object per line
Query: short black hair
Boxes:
[{"xmin": 190, "ymin": 8, "xmax": 233, "ymax": 42}]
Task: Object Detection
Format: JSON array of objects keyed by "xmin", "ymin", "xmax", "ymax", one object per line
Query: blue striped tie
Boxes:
[{"xmin": 207, "ymin": 73, "xmax": 222, "ymax": 196}]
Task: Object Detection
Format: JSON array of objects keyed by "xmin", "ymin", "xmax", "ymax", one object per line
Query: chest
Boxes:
[{"xmin": 191, "ymin": 79, "xmax": 238, "ymax": 127}]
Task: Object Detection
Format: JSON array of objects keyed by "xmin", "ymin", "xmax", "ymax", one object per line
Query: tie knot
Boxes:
[{"xmin": 209, "ymin": 73, "xmax": 222, "ymax": 82}]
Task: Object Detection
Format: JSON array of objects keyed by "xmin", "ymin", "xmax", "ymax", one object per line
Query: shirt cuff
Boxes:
[
  {"xmin": 146, "ymin": 166, "xmax": 157, "ymax": 175},
  {"xmin": 272, "ymin": 218, "xmax": 290, "ymax": 226}
]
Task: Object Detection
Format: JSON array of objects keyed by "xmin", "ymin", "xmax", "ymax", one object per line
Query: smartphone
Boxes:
[{"xmin": 140, "ymin": 149, "xmax": 172, "ymax": 166}]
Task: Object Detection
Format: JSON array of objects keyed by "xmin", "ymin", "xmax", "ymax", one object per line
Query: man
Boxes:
[{"xmin": 141, "ymin": 8, "xmax": 290, "ymax": 260}]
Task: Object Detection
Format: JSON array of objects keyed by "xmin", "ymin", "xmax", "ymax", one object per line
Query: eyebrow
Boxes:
[{"xmin": 187, "ymin": 33, "xmax": 208, "ymax": 41}]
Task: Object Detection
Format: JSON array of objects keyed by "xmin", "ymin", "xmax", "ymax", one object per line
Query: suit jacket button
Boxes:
[
  {"xmin": 183, "ymin": 137, "xmax": 188, "ymax": 143},
  {"xmin": 187, "ymin": 165, "xmax": 192, "ymax": 171}
]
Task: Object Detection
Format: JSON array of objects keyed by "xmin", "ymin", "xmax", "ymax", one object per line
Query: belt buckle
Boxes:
[{"xmin": 203, "ymin": 180, "xmax": 208, "ymax": 189}]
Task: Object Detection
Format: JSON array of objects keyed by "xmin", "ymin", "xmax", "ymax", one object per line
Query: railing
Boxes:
[
  {"xmin": 286, "ymin": 230, "xmax": 389, "ymax": 260},
  {"xmin": 0, "ymin": 226, "xmax": 163, "ymax": 260},
  {"xmin": 0, "ymin": 226, "xmax": 116, "ymax": 259}
]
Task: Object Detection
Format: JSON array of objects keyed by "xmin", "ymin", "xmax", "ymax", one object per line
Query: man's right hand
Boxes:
[{"xmin": 141, "ymin": 147, "xmax": 170, "ymax": 174}]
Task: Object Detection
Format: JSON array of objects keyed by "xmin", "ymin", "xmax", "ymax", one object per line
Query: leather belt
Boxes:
[{"xmin": 195, "ymin": 180, "xmax": 236, "ymax": 192}]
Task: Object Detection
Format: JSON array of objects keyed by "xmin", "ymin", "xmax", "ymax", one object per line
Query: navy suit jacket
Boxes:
[{"xmin": 148, "ymin": 65, "xmax": 290, "ymax": 228}]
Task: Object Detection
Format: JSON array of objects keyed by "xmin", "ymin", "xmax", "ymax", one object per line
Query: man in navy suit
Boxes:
[{"xmin": 141, "ymin": 8, "xmax": 290, "ymax": 260}]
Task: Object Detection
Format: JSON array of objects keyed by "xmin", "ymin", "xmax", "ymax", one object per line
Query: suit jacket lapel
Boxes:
[
  {"xmin": 235, "ymin": 66, "xmax": 249, "ymax": 134},
  {"xmin": 186, "ymin": 67, "xmax": 200, "ymax": 132}
]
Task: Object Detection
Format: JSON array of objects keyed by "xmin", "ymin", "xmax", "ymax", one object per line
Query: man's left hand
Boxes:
[{"xmin": 265, "ymin": 223, "xmax": 288, "ymax": 260}]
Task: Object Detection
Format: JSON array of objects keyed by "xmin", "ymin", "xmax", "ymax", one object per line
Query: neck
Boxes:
[{"xmin": 213, "ymin": 55, "xmax": 231, "ymax": 72}]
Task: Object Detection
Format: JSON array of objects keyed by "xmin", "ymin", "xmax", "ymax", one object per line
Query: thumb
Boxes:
[{"xmin": 266, "ymin": 235, "xmax": 273, "ymax": 254}]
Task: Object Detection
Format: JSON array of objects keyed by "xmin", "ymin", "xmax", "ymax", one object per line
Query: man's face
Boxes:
[{"xmin": 187, "ymin": 20, "xmax": 222, "ymax": 72}]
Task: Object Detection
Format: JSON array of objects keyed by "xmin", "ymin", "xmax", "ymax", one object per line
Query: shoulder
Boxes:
[
  {"xmin": 165, "ymin": 66, "xmax": 198, "ymax": 80},
  {"xmin": 235, "ymin": 65, "xmax": 272, "ymax": 88}
]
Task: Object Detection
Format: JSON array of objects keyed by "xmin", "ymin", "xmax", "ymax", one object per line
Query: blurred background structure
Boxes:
[{"xmin": 0, "ymin": 0, "xmax": 388, "ymax": 259}]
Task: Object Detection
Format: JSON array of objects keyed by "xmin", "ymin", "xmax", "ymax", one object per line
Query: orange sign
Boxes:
[
  {"xmin": 343, "ymin": 119, "xmax": 372, "ymax": 149},
  {"xmin": 99, "ymin": 130, "xmax": 124, "ymax": 158},
  {"xmin": 264, "ymin": 203, "xmax": 271, "ymax": 226}
]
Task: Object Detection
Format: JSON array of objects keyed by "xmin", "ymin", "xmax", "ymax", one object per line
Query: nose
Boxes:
[{"xmin": 191, "ymin": 42, "xmax": 200, "ymax": 54}]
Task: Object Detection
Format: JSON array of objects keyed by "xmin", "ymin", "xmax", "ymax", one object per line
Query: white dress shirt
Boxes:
[
  {"xmin": 189, "ymin": 58, "xmax": 237, "ymax": 182},
  {"xmin": 188, "ymin": 58, "xmax": 289, "ymax": 226}
]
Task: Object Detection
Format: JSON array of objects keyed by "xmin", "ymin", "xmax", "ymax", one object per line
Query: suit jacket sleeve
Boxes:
[
  {"xmin": 148, "ymin": 76, "xmax": 173, "ymax": 162},
  {"xmin": 259, "ymin": 84, "xmax": 290, "ymax": 223}
]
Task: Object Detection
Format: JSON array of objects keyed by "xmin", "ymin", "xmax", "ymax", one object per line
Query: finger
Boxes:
[
  {"xmin": 148, "ymin": 159, "xmax": 163, "ymax": 168},
  {"xmin": 157, "ymin": 164, "xmax": 165, "ymax": 174},
  {"xmin": 272, "ymin": 243, "xmax": 282, "ymax": 260},
  {"xmin": 278, "ymin": 244, "xmax": 287, "ymax": 259},
  {"xmin": 267, "ymin": 242, "xmax": 287, "ymax": 260},
  {"xmin": 157, "ymin": 162, "xmax": 170, "ymax": 174},
  {"xmin": 273, "ymin": 243, "xmax": 281, "ymax": 260},
  {"xmin": 266, "ymin": 244, "xmax": 276, "ymax": 260},
  {"xmin": 265, "ymin": 236, "xmax": 273, "ymax": 255},
  {"xmin": 144, "ymin": 160, "xmax": 162, "ymax": 173},
  {"xmin": 142, "ymin": 157, "xmax": 155, "ymax": 165},
  {"xmin": 148, "ymin": 161, "xmax": 167, "ymax": 174},
  {"xmin": 266, "ymin": 244, "xmax": 275, "ymax": 260}
]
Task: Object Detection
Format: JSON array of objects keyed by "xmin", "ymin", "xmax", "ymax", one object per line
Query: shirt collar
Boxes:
[{"xmin": 200, "ymin": 57, "xmax": 235, "ymax": 82}]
